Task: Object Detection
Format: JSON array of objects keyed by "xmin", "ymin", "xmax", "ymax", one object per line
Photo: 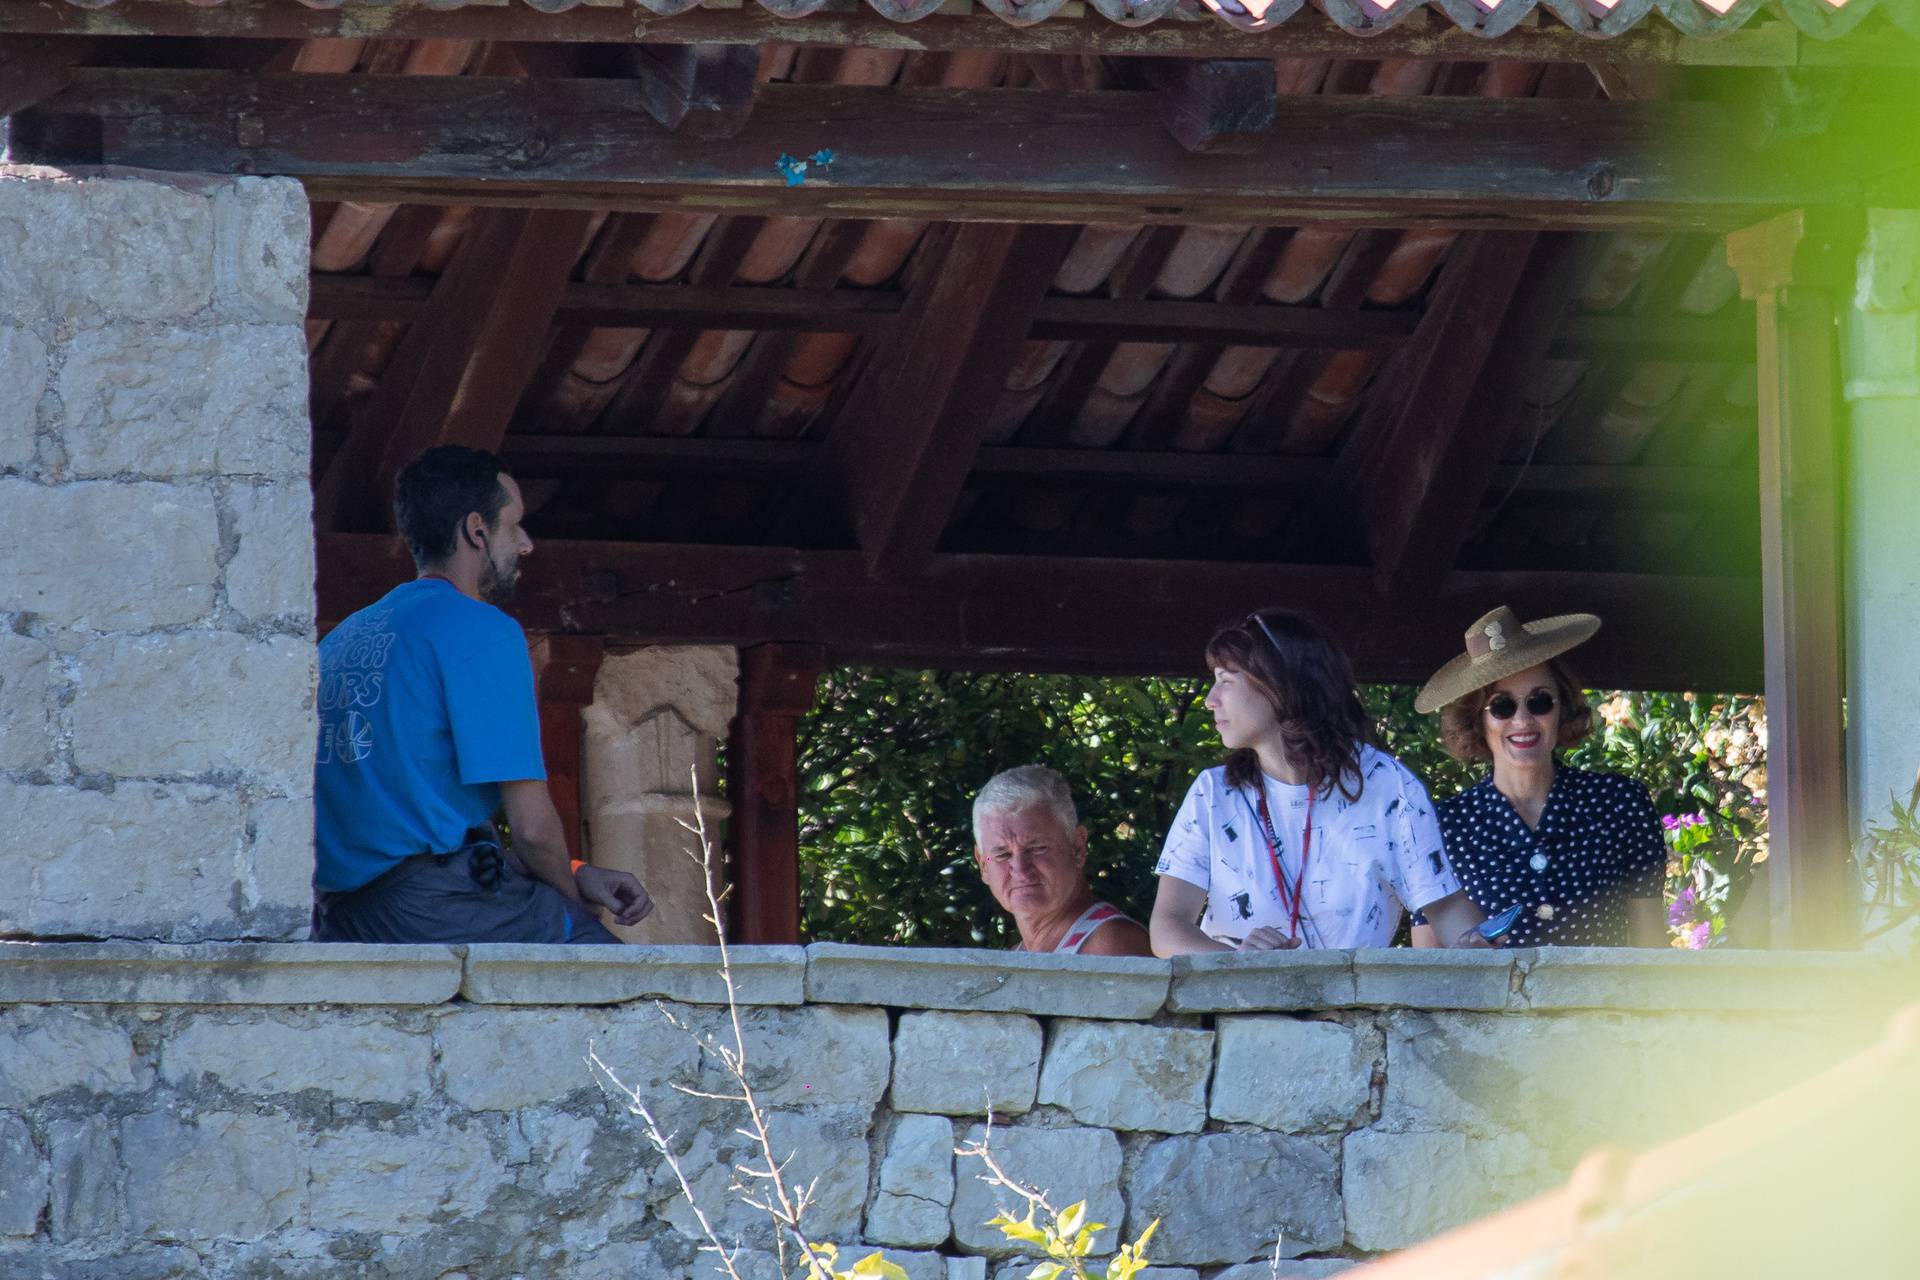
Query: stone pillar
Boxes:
[
  {"xmin": 1842, "ymin": 209, "xmax": 1920, "ymax": 948},
  {"xmin": 0, "ymin": 167, "xmax": 314, "ymax": 941},
  {"xmin": 580, "ymin": 646, "xmax": 737, "ymax": 944}
]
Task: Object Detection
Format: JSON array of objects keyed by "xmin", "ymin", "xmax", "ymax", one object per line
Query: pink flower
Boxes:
[
  {"xmin": 1661, "ymin": 815, "xmax": 1681, "ymax": 832},
  {"xmin": 1684, "ymin": 921, "xmax": 1712, "ymax": 950},
  {"xmin": 1668, "ymin": 887, "xmax": 1697, "ymax": 929}
]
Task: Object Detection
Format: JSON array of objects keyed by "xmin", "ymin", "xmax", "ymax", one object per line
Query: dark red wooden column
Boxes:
[
  {"xmin": 727, "ymin": 644, "xmax": 825, "ymax": 944},
  {"xmin": 530, "ymin": 634, "xmax": 606, "ymax": 859},
  {"xmin": 1726, "ymin": 211, "xmax": 1857, "ymax": 950}
]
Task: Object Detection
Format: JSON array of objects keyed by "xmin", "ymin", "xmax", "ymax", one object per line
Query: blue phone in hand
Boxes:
[{"xmin": 1477, "ymin": 902, "xmax": 1527, "ymax": 942}]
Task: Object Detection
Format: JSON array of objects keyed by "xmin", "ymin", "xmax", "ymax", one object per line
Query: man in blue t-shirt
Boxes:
[{"xmin": 313, "ymin": 446, "xmax": 653, "ymax": 943}]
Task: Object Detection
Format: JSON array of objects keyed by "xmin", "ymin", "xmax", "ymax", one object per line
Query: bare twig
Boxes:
[{"xmin": 589, "ymin": 770, "xmax": 838, "ymax": 1279}]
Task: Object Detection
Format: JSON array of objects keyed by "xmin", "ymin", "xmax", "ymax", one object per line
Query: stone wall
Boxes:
[
  {"xmin": 0, "ymin": 944, "xmax": 1908, "ymax": 1280},
  {"xmin": 0, "ymin": 166, "xmax": 314, "ymax": 943}
]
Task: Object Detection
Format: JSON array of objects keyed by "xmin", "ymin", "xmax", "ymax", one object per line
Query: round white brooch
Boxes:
[{"xmin": 1484, "ymin": 621, "xmax": 1508, "ymax": 652}]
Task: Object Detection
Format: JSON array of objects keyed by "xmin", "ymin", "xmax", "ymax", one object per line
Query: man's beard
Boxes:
[{"xmin": 477, "ymin": 553, "xmax": 520, "ymax": 606}]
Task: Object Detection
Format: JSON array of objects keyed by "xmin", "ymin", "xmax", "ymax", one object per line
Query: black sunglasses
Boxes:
[
  {"xmin": 1247, "ymin": 612, "xmax": 1285, "ymax": 655},
  {"xmin": 1485, "ymin": 690, "xmax": 1557, "ymax": 720}
]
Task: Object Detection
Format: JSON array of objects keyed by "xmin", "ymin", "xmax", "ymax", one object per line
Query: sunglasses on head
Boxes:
[
  {"xmin": 1247, "ymin": 612, "xmax": 1285, "ymax": 656},
  {"xmin": 1484, "ymin": 690, "xmax": 1557, "ymax": 720}
]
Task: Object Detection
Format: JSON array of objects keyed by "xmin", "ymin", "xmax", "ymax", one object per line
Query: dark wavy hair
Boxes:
[
  {"xmin": 1204, "ymin": 608, "xmax": 1373, "ymax": 802},
  {"xmin": 392, "ymin": 445, "xmax": 511, "ymax": 569},
  {"xmin": 1437, "ymin": 658, "xmax": 1594, "ymax": 763}
]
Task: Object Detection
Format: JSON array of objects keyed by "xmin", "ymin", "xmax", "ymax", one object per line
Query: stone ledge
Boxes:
[
  {"xmin": 805, "ymin": 944, "xmax": 1169, "ymax": 1020},
  {"xmin": 1352, "ymin": 950, "xmax": 1514, "ymax": 1011},
  {"xmin": 1167, "ymin": 951, "xmax": 1355, "ymax": 1012},
  {"xmin": 0, "ymin": 942, "xmax": 461, "ymax": 1005},
  {"xmin": 460, "ymin": 944, "xmax": 805, "ymax": 1005},
  {"xmin": 1514, "ymin": 947, "xmax": 1920, "ymax": 1012}
]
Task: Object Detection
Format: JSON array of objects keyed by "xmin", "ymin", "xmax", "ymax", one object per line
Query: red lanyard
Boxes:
[{"xmin": 1254, "ymin": 784, "xmax": 1314, "ymax": 944}]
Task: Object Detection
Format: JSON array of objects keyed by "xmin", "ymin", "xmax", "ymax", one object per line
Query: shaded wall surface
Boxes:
[
  {"xmin": 0, "ymin": 166, "xmax": 315, "ymax": 942},
  {"xmin": 0, "ymin": 944, "xmax": 1908, "ymax": 1280}
]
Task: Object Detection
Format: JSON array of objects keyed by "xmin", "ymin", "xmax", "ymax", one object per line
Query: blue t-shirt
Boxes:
[{"xmin": 313, "ymin": 579, "xmax": 546, "ymax": 892}]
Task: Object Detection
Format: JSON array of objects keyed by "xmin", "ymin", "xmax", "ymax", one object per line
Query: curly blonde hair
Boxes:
[{"xmin": 1438, "ymin": 659, "xmax": 1593, "ymax": 763}]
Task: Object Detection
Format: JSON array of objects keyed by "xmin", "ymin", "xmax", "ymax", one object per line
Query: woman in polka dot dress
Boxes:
[{"xmin": 1409, "ymin": 606, "xmax": 1668, "ymax": 949}]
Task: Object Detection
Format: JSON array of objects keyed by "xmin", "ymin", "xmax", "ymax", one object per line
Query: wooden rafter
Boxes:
[
  {"xmin": 304, "ymin": 273, "xmax": 1755, "ymax": 362},
  {"xmin": 813, "ymin": 222, "xmax": 1078, "ymax": 577},
  {"xmin": 15, "ymin": 71, "xmax": 1902, "ymax": 231},
  {"xmin": 0, "ymin": 4, "xmax": 1895, "ymax": 71},
  {"xmin": 315, "ymin": 207, "xmax": 594, "ymax": 531},
  {"xmin": 1334, "ymin": 231, "xmax": 1544, "ymax": 588},
  {"xmin": 317, "ymin": 532, "xmax": 1764, "ymax": 690}
]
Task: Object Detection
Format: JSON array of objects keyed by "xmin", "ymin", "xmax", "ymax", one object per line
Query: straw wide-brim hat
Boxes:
[{"xmin": 1413, "ymin": 606, "xmax": 1602, "ymax": 715}]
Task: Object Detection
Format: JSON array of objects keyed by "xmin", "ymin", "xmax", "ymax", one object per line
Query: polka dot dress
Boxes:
[{"xmin": 1420, "ymin": 767, "xmax": 1666, "ymax": 948}]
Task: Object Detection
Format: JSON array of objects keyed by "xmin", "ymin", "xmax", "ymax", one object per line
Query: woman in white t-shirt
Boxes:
[{"xmin": 1150, "ymin": 608, "xmax": 1490, "ymax": 953}]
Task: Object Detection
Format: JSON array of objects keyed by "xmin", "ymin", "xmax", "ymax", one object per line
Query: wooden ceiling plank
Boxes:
[
  {"xmin": 1144, "ymin": 57, "xmax": 1277, "ymax": 154},
  {"xmin": 617, "ymin": 42, "xmax": 760, "ymax": 139},
  {"xmin": 15, "ymin": 71, "xmax": 1886, "ymax": 231},
  {"xmin": 317, "ymin": 531, "xmax": 1764, "ymax": 690},
  {"xmin": 315, "ymin": 207, "xmax": 594, "ymax": 531}
]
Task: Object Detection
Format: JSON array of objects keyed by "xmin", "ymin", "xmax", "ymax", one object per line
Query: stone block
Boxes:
[
  {"xmin": 460, "ymin": 943, "xmax": 806, "ymax": 1006},
  {"xmin": 951, "ymin": 1125, "xmax": 1123, "ymax": 1256},
  {"xmin": 1166, "ymin": 951, "xmax": 1355, "ymax": 1013},
  {"xmin": 122, "ymin": 1110, "xmax": 305, "ymax": 1242},
  {"xmin": 0, "ymin": 1005, "xmax": 148, "ymax": 1106},
  {"xmin": 1035, "ymin": 1020, "xmax": 1213, "ymax": 1133},
  {"xmin": 47, "ymin": 1115, "xmax": 123, "ymax": 1242},
  {"xmin": 437, "ymin": 1005, "xmax": 697, "ymax": 1112},
  {"xmin": 0, "ymin": 323, "xmax": 46, "ymax": 467},
  {"xmin": 0, "ymin": 479, "xmax": 219, "ymax": 630},
  {"xmin": 1380, "ymin": 1008, "xmax": 1879, "ymax": 1162},
  {"xmin": 1352, "ymin": 949, "xmax": 1514, "ymax": 1010},
  {"xmin": 212, "ymin": 177, "xmax": 309, "ymax": 324},
  {"xmin": 892, "ymin": 1010, "xmax": 1041, "ymax": 1115},
  {"xmin": 56, "ymin": 325, "xmax": 307, "ymax": 479},
  {"xmin": 0, "ymin": 631, "xmax": 52, "ymax": 770},
  {"xmin": 0, "ymin": 941, "xmax": 462, "ymax": 1004},
  {"xmin": 1210, "ymin": 1016, "xmax": 1378, "ymax": 1133},
  {"xmin": 656, "ymin": 1104, "xmax": 872, "ymax": 1246},
  {"xmin": 224, "ymin": 480, "xmax": 316, "ymax": 622},
  {"xmin": 590, "ymin": 645, "xmax": 740, "ymax": 742},
  {"xmin": 809, "ymin": 944, "xmax": 1169, "ymax": 1020},
  {"xmin": 243, "ymin": 793, "xmax": 318, "ymax": 939},
  {"xmin": 1124, "ymin": 1132, "xmax": 1342, "ymax": 1264},
  {"xmin": 868, "ymin": 1114, "xmax": 955, "ymax": 1247},
  {"xmin": 947, "ymin": 1260, "xmax": 988, "ymax": 1280},
  {"xmin": 1342, "ymin": 1128, "xmax": 1553, "ymax": 1251},
  {"xmin": 700, "ymin": 1004, "xmax": 891, "ymax": 1108},
  {"xmin": 71, "ymin": 632, "xmax": 314, "ymax": 786},
  {"xmin": 1857, "ymin": 208, "xmax": 1920, "ymax": 313},
  {"xmin": 0, "ymin": 781, "xmax": 257, "ymax": 940},
  {"xmin": 307, "ymin": 1121, "xmax": 495, "ymax": 1233},
  {"xmin": 1516, "ymin": 948, "xmax": 1911, "ymax": 1014},
  {"xmin": 1134, "ymin": 1270, "xmax": 1201, "ymax": 1280},
  {"xmin": 0, "ymin": 1114, "xmax": 46, "ymax": 1236},
  {"xmin": 161, "ymin": 1013, "xmax": 429, "ymax": 1101},
  {"xmin": 1214, "ymin": 1262, "xmax": 1354, "ymax": 1279},
  {"xmin": 0, "ymin": 169, "xmax": 216, "ymax": 324}
]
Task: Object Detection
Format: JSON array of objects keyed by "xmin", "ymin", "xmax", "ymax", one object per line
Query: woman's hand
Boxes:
[{"xmin": 1237, "ymin": 926, "xmax": 1302, "ymax": 951}]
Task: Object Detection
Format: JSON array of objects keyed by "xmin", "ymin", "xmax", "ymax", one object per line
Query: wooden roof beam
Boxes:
[
  {"xmin": 314, "ymin": 207, "xmax": 594, "ymax": 532},
  {"xmin": 317, "ymin": 532, "xmax": 1765, "ymax": 691},
  {"xmin": 814, "ymin": 221, "xmax": 1078, "ymax": 578},
  {"xmin": 15, "ymin": 71, "xmax": 1906, "ymax": 232},
  {"xmin": 1144, "ymin": 57, "xmax": 1276, "ymax": 154},
  {"xmin": 304, "ymin": 275, "xmax": 1754, "ymax": 361},
  {"xmin": 0, "ymin": 36, "xmax": 97, "ymax": 118},
  {"xmin": 1, "ymin": 4, "xmax": 1896, "ymax": 71}
]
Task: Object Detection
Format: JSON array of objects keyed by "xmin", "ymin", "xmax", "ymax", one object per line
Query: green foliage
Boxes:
[
  {"xmin": 798, "ymin": 1243, "xmax": 909, "ymax": 1280},
  {"xmin": 796, "ymin": 668, "xmax": 1770, "ymax": 947},
  {"xmin": 1856, "ymin": 790, "xmax": 1920, "ymax": 944},
  {"xmin": 984, "ymin": 1203, "xmax": 1159, "ymax": 1280}
]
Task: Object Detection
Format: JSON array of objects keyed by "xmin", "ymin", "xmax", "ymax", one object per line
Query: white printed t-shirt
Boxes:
[{"xmin": 1154, "ymin": 745, "xmax": 1462, "ymax": 950}]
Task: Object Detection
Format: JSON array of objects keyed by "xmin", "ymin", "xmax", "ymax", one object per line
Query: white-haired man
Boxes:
[{"xmin": 972, "ymin": 765, "xmax": 1152, "ymax": 957}]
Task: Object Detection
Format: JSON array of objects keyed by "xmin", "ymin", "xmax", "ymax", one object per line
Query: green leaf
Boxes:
[
  {"xmin": 1055, "ymin": 1201, "xmax": 1086, "ymax": 1241},
  {"xmin": 1025, "ymin": 1263, "xmax": 1065, "ymax": 1280},
  {"xmin": 989, "ymin": 1211, "xmax": 1051, "ymax": 1248},
  {"xmin": 848, "ymin": 1254, "xmax": 911, "ymax": 1280}
]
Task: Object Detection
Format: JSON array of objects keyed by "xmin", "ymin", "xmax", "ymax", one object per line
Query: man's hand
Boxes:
[
  {"xmin": 1237, "ymin": 926, "xmax": 1302, "ymax": 951},
  {"xmin": 574, "ymin": 865, "xmax": 654, "ymax": 927}
]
